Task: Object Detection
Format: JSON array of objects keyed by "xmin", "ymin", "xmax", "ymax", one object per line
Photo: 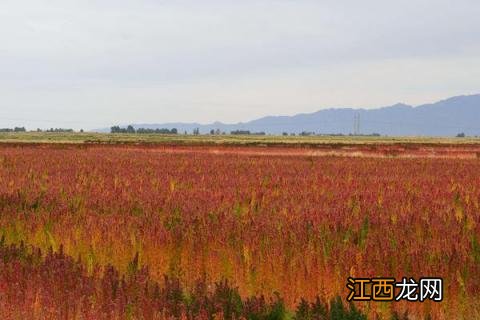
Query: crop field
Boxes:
[
  {"xmin": 1, "ymin": 131, "xmax": 480, "ymax": 146},
  {"xmin": 0, "ymin": 141, "xmax": 480, "ymax": 319}
]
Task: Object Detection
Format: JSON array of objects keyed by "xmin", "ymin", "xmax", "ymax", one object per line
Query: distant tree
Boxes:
[
  {"xmin": 193, "ymin": 128, "xmax": 200, "ymax": 135},
  {"xmin": 210, "ymin": 129, "xmax": 215, "ymax": 135},
  {"xmin": 456, "ymin": 132, "xmax": 466, "ymax": 138},
  {"xmin": 44, "ymin": 128, "xmax": 73, "ymax": 133},
  {"xmin": 282, "ymin": 132, "xmax": 288, "ymax": 136},
  {"xmin": 134, "ymin": 128, "xmax": 178, "ymax": 134},
  {"xmin": 126, "ymin": 125, "xmax": 135, "ymax": 133},
  {"xmin": 300, "ymin": 131, "xmax": 314, "ymax": 136},
  {"xmin": 80, "ymin": 129, "xmax": 84, "ymax": 133},
  {"xmin": 231, "ymin": 130, "xmax": 250, "ymax": 135}
]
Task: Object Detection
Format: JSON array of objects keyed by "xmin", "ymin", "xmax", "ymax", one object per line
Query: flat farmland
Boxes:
[{"xmin": 0, "ymin": 142, "xmax": 479, "ymax": 319}]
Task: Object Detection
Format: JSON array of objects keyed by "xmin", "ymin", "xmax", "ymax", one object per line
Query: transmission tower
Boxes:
[{"xmin": 353, "ymin": 113, "xmax": 361, "ymax": 135}]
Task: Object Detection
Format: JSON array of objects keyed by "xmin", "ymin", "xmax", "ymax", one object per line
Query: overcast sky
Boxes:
[{"xmin": 1, "ymin": 0, "xmax": 479, "ymax": 130}]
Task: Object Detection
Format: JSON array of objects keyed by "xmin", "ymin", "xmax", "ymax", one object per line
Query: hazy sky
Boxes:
[{"xmin": 1, "ymin": 0, "xmax": 479, "ymax": 129}]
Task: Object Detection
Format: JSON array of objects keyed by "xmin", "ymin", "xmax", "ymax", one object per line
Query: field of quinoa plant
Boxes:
[{"xmin": 0, "ymin": 142, "xmax": 480, "ymax": 319}]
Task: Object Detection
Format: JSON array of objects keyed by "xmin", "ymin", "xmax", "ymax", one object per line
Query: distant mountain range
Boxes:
[{"xmin": 98, "ymin": 94, "xmax": 480, "ymax": 136}]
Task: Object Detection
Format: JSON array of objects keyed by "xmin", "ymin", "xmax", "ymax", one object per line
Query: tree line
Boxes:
[
  {"xmin": 111, "ymin": 125, "xmax": 178, "ymax": 134},
  {"xmin": 0, "ymin": 127, "xmax": 26, "ymax": 132},
  {"xmin": 0, "ymin": 127, "xmax": 82, "ymax": 133}
]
